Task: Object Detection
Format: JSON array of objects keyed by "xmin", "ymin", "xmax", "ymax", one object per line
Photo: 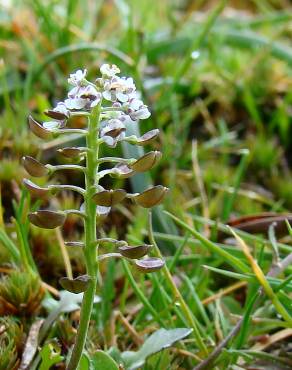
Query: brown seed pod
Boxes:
[
  {"xmin": 136, "ymin": 129, "xmax": 160, "ymax": 145},
  {"xmin": 22, "ymin": 156, "xmax": 49, "ymax": 177},
  {"xmin": 92, "ymin": 189, "xmax": 126, "ymax": 207},
  {"xmin": 118, "ymin": 244, "xmax": 152, "ymax": 259},
  {"xmin": 110, "ymin": 164, "xmax": 135, "ymax": 179},
  {"xmin": 59, "ymin": 275, "xmax": 91, "ymax": 294},
  {"xmin": 135, "ymin": 258, "xmax": 165, "ymax": 272},
  {"xmin": 130, "ymin": 151, "xmax": 161, "ymax": 172},
  {"xmin": 133, "ymin": 185, "xmax": 169, "ymax": 208},
  {"xmin": 28, "ymin": 210, "xmax": 66, "ymax": 229},
  {"xmin": 57, "ymin": 147, "xmax": 84, "ymax": 158},
  {"xmin": 23, "ymin": 179, "xmax": 49, "ymax": 199},
  {"xmin": 28, "ymin": 115, "xmax": 52, "ymax": 139},
  {"xmin": 44, "ymin": 109, "xmax": 68, "ymax": 121}
]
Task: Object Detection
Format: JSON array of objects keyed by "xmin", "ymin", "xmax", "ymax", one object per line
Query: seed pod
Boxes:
[
  {"xmin": 28, "ymin": 210, "xmax": 66, "ymax": 229},
  {"xmin": 136, "ymin": 129, "xmax": 160, "ymax": 145},
  {"xmin": 130, "ymin": 151, "xmax": 161, "ymax": 172},
  {"xmin": 135, "ymin": 258, "xmax": 165, "ymax": 272},
  {"xmin": 110, "ymin": 164, "xmax": 135, "ymax": 179},
  {"xmin": 64, "ymin": 241, "xmax": 85, "ymax": 248},
  {"xmin": 59, "ymin": 275, "xmax": 91, "ymax": 294},
  {"xmin": 44, "ymin": 110, "xmax": 68, "ymax": 121},
  {"xmin": 22, "ymin": 156, "xmax": 49, "ymax": 177},
  {"xmin": 57, "ymin": 147, "xmax": 84, "ymax": 158},
  {"xmin": 133, "ymin": 185, "xmax": 169, "ymax": 208},
  {"xmin": 118, "ymin": 244, "xmax": 152, "ymax": 259},
  {"xmin": 28, "ymin": 115, "xmax": 52, "ymax": 139},
  {"xmin": 92, "ymin": 189, "xmax": 126, "ymax": 207},
  {"xmin": 23, "ymin": 179, "xmax": 49, "ymax": 199}
]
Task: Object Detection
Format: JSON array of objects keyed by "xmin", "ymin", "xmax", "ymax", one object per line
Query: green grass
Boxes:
[{"xmin": 0, "ymin": 0, "xmax": 292, "ymax": 369}]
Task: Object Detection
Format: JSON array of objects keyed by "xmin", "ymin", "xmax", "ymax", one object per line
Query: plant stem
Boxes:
[{"xmin": 67, "ymin": 103, "xmax": 101, "ymax": 370}]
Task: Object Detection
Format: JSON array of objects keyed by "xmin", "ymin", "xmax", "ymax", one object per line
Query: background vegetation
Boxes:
[{"xmin": 0, "ymin": 0, "xmax": 291, "ymax": 369}]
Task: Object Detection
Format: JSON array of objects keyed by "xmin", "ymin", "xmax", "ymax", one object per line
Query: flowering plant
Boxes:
[{"xmin": 23, "ymin": 65, "xmax": 168, "ymax": 369}]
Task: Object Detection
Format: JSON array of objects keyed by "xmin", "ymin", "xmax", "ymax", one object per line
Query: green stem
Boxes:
[{"xmin": 67, "ymin": 103, "xmax": 101, "ymax": 370}]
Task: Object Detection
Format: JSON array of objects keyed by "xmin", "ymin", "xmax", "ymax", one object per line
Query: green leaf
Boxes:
[
  {"xmin": 121, "ymin": 328, "xmax": 192, "ymax": 370},
  {"xmin": 77, "ymin": 353, "xmax": 91, "ymax": 370},
  {"xmin": 39, "ymin": 342, "xmax": 63, "ymax": 370},
  {"xmin": 91, "ymin": 350, "xmax": 119, "ymax": 370}
]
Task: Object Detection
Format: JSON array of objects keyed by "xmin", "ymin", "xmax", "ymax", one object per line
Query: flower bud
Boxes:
[
  {"xmin": 22, "ymin": 156, "xmax": 49, "ymax": 177},
  {"xmin": 23, "ymin": 179, "xmax": 49, "ymax": 199},
  {"xmin": 57, "ymin": 147, "xmax": 84, "ymax": 158},
  {"xmin": 136, "ymin": 129, "xmax": 160, "ymax": 146},
  {"xmin": 135, "ymin": 258, "xmax": 165, "ymax": 272},
  {"xmin": 59, "ymin": 275, "xmax": 91, "ymax": 294},
  {"xmin": 92, "ymin": 189, "xmax": 126, "ymax": 207},
  {"xmin": 118, "ymin": 244, "xmax": 152, "ymax": 259},
  {"xmin": 110, "ymin": 164, "xmax": 135, "ymax": 179},
  {"xmin": 28, "ymin": 115, "xmax": 52, "ymax": 139},
  {"xmin": 133, "ymin": 185, "xmax": 169, "ymax": 208},
  {"xmin": 130, "ymin": 151, "xmax": 161, "ymax": 172},
  {"xmin": 28, "ymin": 210, "xmax": 66, "ymax": 229}
]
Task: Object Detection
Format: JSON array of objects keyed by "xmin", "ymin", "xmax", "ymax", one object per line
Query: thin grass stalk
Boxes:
[{"xmin": 148, "ymin": 212, "xmax": 208, "ymax": 356}]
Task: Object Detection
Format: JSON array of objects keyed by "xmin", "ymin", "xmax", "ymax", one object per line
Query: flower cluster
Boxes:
[{"xmin": 45, "ymin": 65, "xmax": 151, "ymax": 147}]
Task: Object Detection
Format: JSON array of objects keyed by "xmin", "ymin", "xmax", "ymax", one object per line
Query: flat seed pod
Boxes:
[
  {"xmin": 110, "ymin": 164, "xmax": 135, "ymax": 179},
  {"xmin": 92, "ymin": 189, "xmax": 126, "ymax": 206},
  {"xmin": 28, "ymin": 115, "xmax": 52, "ymax": 139},
  {"xmin": 44, "ymin": 109, "xmax": 68, "ymax": 120},
  {"xmin": 118, "ymin": 244, "xmax": 152, "ymax": 259},
  {"xmin": 23, "ymin": 179, "xmax": 49, "ymax": 199},
  {"xmin": 28, "ymin": 210, "xmax": 66, "ymax": 229},
  {"xmin": 59, "ymin": 275, "xmax": 91, "ymax": 294},
  {"xmin": 64, "ymin": 241, "xmax": 85, "ymax": 248},
  {"xmin": 130, "ymin": 151, "xmax": 161, "ymax": 172},
  {"xmin": 57, "ymin": 147, "xmax": 83, "ymax": 158},
  {"xmin": 135, "ymin": 258, "xmax": 165, "ymax": 272},
  {"xmin": 133, "ymin": 185, "xmax": 169, "ymax": 208},
  {"xmin": 137, "ymin": 129, "xmax": 160, "ymax": 145},
  {"xmin": 22, "ymin": 156, "xmax": 49, "ymax": 177}
]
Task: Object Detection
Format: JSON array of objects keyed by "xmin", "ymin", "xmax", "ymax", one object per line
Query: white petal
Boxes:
[
  {"xmin": 65, "ymin": 98, "xmax": 87, "ymax": 110},
  {"xmin": 116, "ymin": 92, "xmax": 129, "ymax": 103},
  {"xmin": 43, "ymin": 121, "xmax": 61, "ymax": 130}
]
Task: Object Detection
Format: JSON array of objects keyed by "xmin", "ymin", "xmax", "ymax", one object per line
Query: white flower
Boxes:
[
  {"xmin": 66, "ymin": 85, "xmax": 101, "ymax": 110},
  {"xmin": 68, "ymin": 69, "xmax": 87, "ymax": 86},
  {"xmin": 53, "ymin": 102, "xmax": 69, "ymax": 117},
  {"xmin": 100, "ymin": 119, "xmax": 126, "ymax": 147},
  {"xmin": 123, "ymin": 98, "xmax": 151, "ymax": 120},
  {"xmin": 43, "ymin": 121, "xmax": 64, "ymax": 130},
  {"xmin": 65, "ymin": 98, "xmax": 88, "ymax": 110},
  {"xmin": 100, "ymin": 64, "xmax": 120, "ymax": 77},
  {"xmin": 131, "ymin": 106, "xmax": 151, "ymax": 120}
]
